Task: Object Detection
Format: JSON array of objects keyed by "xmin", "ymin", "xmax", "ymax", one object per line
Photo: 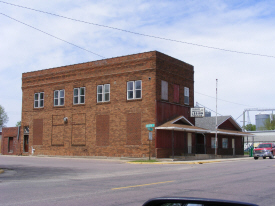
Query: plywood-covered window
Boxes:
[
  {"xmin": 126, "ymin": 113, "xmax": 141, "ymax": 145},
  {"xmin": 161, "ymin": 80, "xmax": 168, "ymax": 100},
  {"xmin": 33, "ymin": 119, "xmax": 43, "ymax": 145},
  {"xmin": 184, "ymin": 87, "xmax": 189, "ymax": 105}
]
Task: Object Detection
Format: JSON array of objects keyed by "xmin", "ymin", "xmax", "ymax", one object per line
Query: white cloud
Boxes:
[{"xmin": 0, "ymin": 0, "xmax": 275, "ymax": 127}]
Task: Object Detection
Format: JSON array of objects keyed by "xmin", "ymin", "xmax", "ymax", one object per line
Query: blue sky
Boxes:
[{"xmin": 1, "ymin": 0, "xmax": 275, "ymax": 127}]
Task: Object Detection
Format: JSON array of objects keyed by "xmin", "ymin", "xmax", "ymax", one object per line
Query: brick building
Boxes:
[
  {"xmin": 1, "ymin": 127, "xmax": 21, "ymax": 155},
  {"xmin": 20, "ymin": 51, "xmax": 199, "ymax": 158},
  {"xmin": 20, "ymin": 51, "xmax": 249, "ymax": 158}
]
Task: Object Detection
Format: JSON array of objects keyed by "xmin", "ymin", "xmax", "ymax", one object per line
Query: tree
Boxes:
[
  {"xmin": 243, "ymin": 124, "xmax": 256, "ymax": 131},
  {"xmin": 260, "ymin": 115, "xmax": 275, "ymax": 130},
  {"xmin": 0, "ymin": 105, "xmax": 9, "ymax": 127},
  {"xmin": 16, "ymin": 121, "xmax": 21, "ymax": 127}
]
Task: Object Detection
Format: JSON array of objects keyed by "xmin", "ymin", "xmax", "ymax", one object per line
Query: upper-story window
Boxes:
[
  {"xmin": 34, "ymin": 92, "xmax": 44, "ymax": 108},
  {"xmin": 161, "ymin": 80, "xmax": 168, "ymax": 101},
  {"xmin": 184, "ymin": 87, "xmax": 189, "ymax": 105},
  {"xmin": 97, "ymin": 84, "xmax": 110, "ymax": 103},
  {"xmin": 73, "ymin": 87, "xmax": 85, "ymax": 104},
  {"xmin": 127, "ymin": 80, "xmax": 142, "ymax": 100},
  {"xmin": 173, "ymin": 84, "xmax": 180, "ymax": 103},
  {"xmin": 54, "ymin": 89, "xmax": 65, "ymax": 106}
]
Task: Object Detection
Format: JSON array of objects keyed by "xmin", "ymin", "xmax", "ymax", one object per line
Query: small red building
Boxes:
[{"xmin": 1, "ymin": 127, "xmax": 21, "ymax": 155}]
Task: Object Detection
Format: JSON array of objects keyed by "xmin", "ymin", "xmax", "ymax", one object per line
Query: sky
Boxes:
[{"xmin": 0, "ymin": 0, "xmax": 275, "ymax": 128}]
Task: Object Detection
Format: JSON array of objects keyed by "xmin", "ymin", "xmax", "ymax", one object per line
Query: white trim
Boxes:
[
  {"xmin": 127, "ymin": 80, "xmax": 142, "ymax": 100},
  {"xmin": 73, "ymin": 87, "xmax": 85, "ymax": 105},
  {"xmin": 171, "ymin": 116, "xmax": 194, "ymax": 126},
  {"xmin": 155, "ymin": 126, "xmax": 209, "ymax": 133},
  {"xmin": 34, "ymin": 92, "xmax": 44, "ymax": 108}
]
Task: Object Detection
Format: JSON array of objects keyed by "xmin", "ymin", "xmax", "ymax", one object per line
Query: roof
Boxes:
[
  {"xmin": 195, "ymin": 116, "xmax": 242, "ymax": 131},
  {"xmin": 156, "ymin": 116, "xmax": 209, "ymax": 133}
]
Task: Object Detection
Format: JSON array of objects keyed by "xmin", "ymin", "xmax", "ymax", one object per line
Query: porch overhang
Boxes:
[
  {"xmin": 156, "ymin": 126, "xmax": 209, "ymax": 133},
  {"xmin": 210, "ymin": 129, "xmax": 254, "ymax": 137}
]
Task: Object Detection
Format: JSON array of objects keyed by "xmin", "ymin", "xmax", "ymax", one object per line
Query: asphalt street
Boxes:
[{"xmin": 0, "ymin": 155, "xmax": 274, "ymax": 206}]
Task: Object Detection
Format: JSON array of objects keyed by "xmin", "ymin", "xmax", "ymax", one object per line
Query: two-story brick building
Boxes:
[{"xmin": 20, "ymin": 51, "xmax": 201, "ymax": 158}]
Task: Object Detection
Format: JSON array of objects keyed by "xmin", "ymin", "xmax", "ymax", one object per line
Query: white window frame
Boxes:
[
  {"xmin": 73, "ymin": 87, "xmax": 85, "ymax": 105},
  {"xmin": 54, "ymin": 89, "xmax": 65, "ymax": 106},
  {"xmin": 184, "ymin": 87, "xmax": 189, "ymax": 105},
  {"xmin": 34, "ymin": 92, "xmax": 44, "ymax": 108},
  {"xmin": 222, "ymin": 138, "xmax": 228, "ymax": 149},
  {"xmin": 97, "ymin": 84, "xmax": 110, "ymax": 103},
  {"xmin": 161, "ymin": 80, "xmax": 168, "ymax": 100},
  {"xmin": 127, "ymin": 80, "xmax": 142, "ymax": 100}
]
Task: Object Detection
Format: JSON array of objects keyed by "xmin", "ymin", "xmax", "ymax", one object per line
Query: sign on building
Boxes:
[{"xmin": 191, "ymin": 107, "xmax": 205, "ymax": 118}]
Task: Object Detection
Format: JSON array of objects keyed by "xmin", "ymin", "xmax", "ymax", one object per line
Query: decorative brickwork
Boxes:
[{"xmin": 21, "ymin": 51, "xmax": 194, "ymax": 157}]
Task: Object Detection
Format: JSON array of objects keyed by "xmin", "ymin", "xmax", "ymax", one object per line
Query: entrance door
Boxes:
[
  {"xmin": 188, "ymin": 133, "xmax": 192, "ymax": 154},
  {"xmin": 8, "ymin": 137, "xmax": 13, "ymax": 153},
  {"xmin": 24, "ymin": 135, "xmax": 29, "ymax": 152},
  {"xmin": 232, "ymin": 138, "xmax": 235, "ymax": 156}
]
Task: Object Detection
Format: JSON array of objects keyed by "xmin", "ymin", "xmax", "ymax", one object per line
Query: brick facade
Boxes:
[
  {"xmin": 21, "ymin": 51, "xmax": 194, "ymax": 157},
  {"xmin": 1, "ymin": 127, "xmax": 21, "ymax": 155}
]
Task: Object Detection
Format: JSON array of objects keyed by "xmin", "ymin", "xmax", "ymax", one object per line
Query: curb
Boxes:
[{"xmin": 127, "ymin": 160, "xmax": 221, "ymax": 164}]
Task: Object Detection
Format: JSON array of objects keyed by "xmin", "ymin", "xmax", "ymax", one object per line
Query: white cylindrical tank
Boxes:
[{"xmin": 255, "ymin": 113, "xmax": 270, "ymax": 130}]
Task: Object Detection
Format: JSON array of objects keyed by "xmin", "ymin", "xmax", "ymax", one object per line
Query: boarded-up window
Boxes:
[
  {"xmin": 96, "ymin": 115, "xmax": 109, "ymax": 146},
  {"xmin": 72, "ymin": 114, "xmax": 86, "ymax": 146},
  {"xmin": 184, "ymin": 87, "xmax": 189, "ymax": 105},
  {"xmin": 127, "ymin": 113, "xmax": 141, "ymax": 145},
  {"xmin": 52, "ymin": 115, "xmax": 65, "ymax": 145},
  {"xmin": 33, "ymin": 119, "xmax": 43, "ymax": 145},
  {"xmin": 161, "ymin": 80, "xmax": 168, "ymax": 100},
  {"xmin": 173, "ymin": 84, "xmax": 179, "ymax": 103}
]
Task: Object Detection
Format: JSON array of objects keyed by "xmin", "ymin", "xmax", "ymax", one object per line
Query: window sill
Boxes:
[
  {"xmin": 126, "ymin": 98, "xmax": 142, "ymax": 102},
  {"xmin": 53, "ymin": 105, "xmax": 65, "ymax": 108},
  {"xmin": 33, "ymin": 107, "xmax": 44, "ymax": 110},
  {"xmin": 97, "ymin": 101, "xmax": 111, "ymax": 105},
  {"xmin": 72, "ymin": 104, "xmax": 86, "ymax": 107}
]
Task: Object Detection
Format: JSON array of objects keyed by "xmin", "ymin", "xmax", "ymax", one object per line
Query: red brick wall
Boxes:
[
  {"xmin": 21, "ymin": 51, "xmax": 194, "ymax": 158},
  {"xmin": 1, "ymin": 127, "xmax": 20, "ymax": 155}
]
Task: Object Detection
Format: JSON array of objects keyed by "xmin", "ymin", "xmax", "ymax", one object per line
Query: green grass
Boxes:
[{"xmin": 130, "ymin": 159, "xmax": 159, "ymax": 163}]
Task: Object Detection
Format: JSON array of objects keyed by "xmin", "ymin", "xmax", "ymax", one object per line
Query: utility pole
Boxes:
[{"xmin": 215, "ymin": 79, "xmax": 218, "ymax": 156}]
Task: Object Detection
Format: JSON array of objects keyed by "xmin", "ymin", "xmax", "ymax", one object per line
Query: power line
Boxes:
[
  {"xmin": 195, "ymin": 91, "xmax": 255, "ymax": 107},
  {"xmin": 1, "ymin": 0, "xmax": 275, "ymax": 59},
  {"xmin": 196, "ymin": 102, "xmax": 223, "ymax": 116},
  {"xmin": 0, "ymin": 12, "xmax": 106, "ymax": 59}
]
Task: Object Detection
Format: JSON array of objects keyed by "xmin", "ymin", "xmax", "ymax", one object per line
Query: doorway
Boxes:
[
  {"xmin": 24, "ymin": 135, "xmax": 29, "ymax": 153},
  {"xmin": 8, "ymin": 137, "xmax": 13, "ymax": 153}
]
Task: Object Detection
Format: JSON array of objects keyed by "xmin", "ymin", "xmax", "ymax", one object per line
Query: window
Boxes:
[
  {"xmin": 34, "ymin": 92, "xmax": 44, "ymax": 108},
  {"xmin": 73, "ymin": 87, "xmax": 85, "ymax": 104},
  {"xmin": 222, "ymin": 138, "xmax": 228, "ymax": 149},
  {"xmin": 54, "ymin": 90, "xmax": 65, "ymax": 106},
  {"xmin": 161, "ymin": 80, "xmax": 168, "ymax": 100},
  {"xmin": 184, "ymin": 87, "xmax": 189, "ymax": 105},
  {"xmin": 127, "ymin": 80, "xmax": 142, "ymax": 100},
  {"xmin": 173, "ymin": 84, "xmax": 179, "ymax": 103},
  {"xmin": 211, "ymin": 137, "xmax": 218, "ymax": 148},
  {"xmin": 97, "ymin": 84, "xmax": 110, "ymax": 103}
]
